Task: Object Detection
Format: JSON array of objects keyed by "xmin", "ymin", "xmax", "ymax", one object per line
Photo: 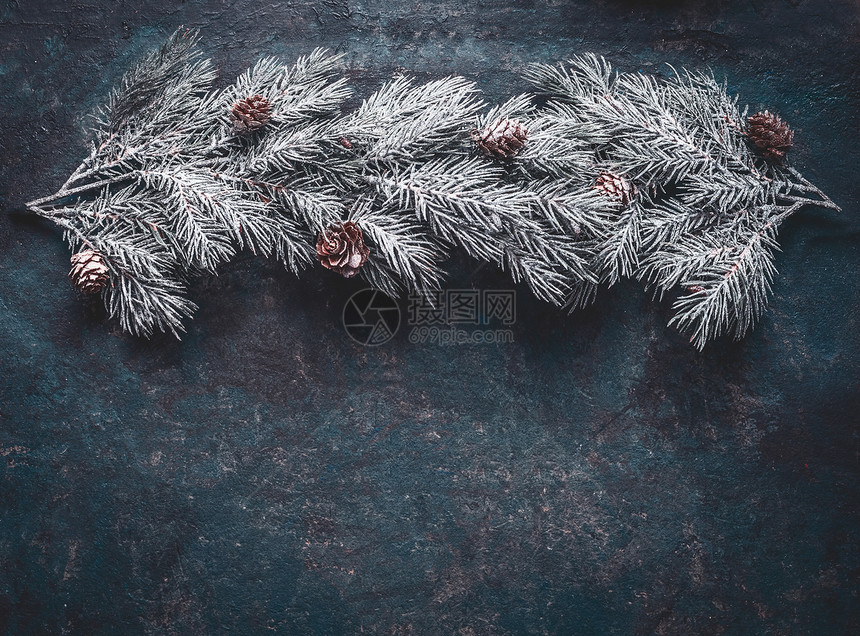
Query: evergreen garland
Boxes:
[{"xmin": 25, "ymin": 28, "xmax": 839, "ymax": 348}]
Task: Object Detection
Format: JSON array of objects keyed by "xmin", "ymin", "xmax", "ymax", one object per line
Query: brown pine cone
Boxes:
[
  {"xmin": 471, "ymin": 117, "xmax": 528, "ymax": 159},
  {"xmin": 746, "ymin": 110, "xmax": 794, "ymax": 161},
  {"xmin": 316, "ymin": 221, "xmax": 370, "ymax": 278},
  {"xmin": 69, "ymin": 249, "xmax": 110, "ymax": 294},
  {"xmin": 593, "ymin": 172, "xmax": 636, "ymax": 205},
  {"xmin": 229, "ymin": 95, "xmax": 272, "ymax": 134}
]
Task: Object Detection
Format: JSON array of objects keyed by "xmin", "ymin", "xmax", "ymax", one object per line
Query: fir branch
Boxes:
[
  {"xmin": 364, "ymin": 157, "xmax": 536, "ymax": 262},
  {"xmin": 347, "ymin": 76, "xmax": 483, "ymax": 161},
  {"xmin": 56, "ymin": 212, "xmax": 196, "ymax": 338},
  {"xmin": 23, "ymin": 33, "xmax": 840, "ymax": 346},
  {"xmin": 349, "ymin": 200, "xmax": 447, "ymax": 296},
  {"xmin": 597, "ymin": 201, "xmax": 645, "ymax": 285},
  {"xmin": 221, "ymin": 51, "xmax": 350, "ymax": 125},
  {"xmin": 667, "ymin": 215, "xmax": 780, "ymax": 349},
  {"xmin": 527, "ymin": 180, "xmax": 612, "ymax": 237},
  {"xmin": 136, "ymin": 167, "xmax": 239, "ymax": 270},
  {"xmin": 101, "ymin": 28, "xmax": 211, "ymax": 136}
]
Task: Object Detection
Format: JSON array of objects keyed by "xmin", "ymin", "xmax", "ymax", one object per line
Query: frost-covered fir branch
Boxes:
[
  {"xmin": 27, "ymin": 29, "xmax": 352, "ymax": 337},
  {"xmin": 25, "ymin": 29, "xmax": 839, "ymax": 347},
  {"xmin": 521, "ymin": 54, "xmax": 839, "ymax": 346}
]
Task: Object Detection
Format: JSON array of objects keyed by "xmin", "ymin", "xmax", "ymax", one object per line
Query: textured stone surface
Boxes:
[{"xmin": 1, "ymin": 1, "xmax": 858, "ymax": 633}]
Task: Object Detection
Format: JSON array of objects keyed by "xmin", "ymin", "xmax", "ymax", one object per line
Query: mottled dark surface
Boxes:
[{"xmin": 0, "ymin": 1, "xmax": 858, "ymax": 634}]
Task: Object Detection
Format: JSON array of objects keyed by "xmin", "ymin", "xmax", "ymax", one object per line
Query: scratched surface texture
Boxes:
[{"xmin": 0, "ymin": 0, "xmax": 858, "ymax": 634}]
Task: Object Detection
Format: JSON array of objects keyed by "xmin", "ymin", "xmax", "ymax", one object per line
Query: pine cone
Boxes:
[
  {"xmin": 746, "ymin": 110, "xmax": 794, "ymax": 161},
  {"xmin": 316, "ymin": 221, "xmax": 370, "ymax": 278},
  {"xmin": 594, "ymin": 172, "xmax": 635, "ymax": 205},
  {"xmin": 229, "ymin": 95, "xmax": 272, "ymax": 134},
  {"xmin": 471, "ymin": 117, "xmax": 528, "ymax": 159},
  {"xmin": 69, "ymin": 249, "xmax": 110, "ymax": 294}
]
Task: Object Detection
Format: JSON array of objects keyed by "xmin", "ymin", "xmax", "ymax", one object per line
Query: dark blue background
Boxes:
[{"xmin": 1, "ymin": 1, "xmax": 858, "ymax": 633}]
